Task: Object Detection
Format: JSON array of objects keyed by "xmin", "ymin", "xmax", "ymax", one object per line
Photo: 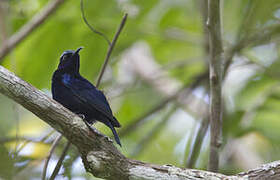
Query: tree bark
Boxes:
[
  {"xmin": 207, "ymin": 0, "xmax": 224, "ymax": 172},
  {"xmin": 0, "ymin": 65, "xmax": 280, "ymax": 179}
]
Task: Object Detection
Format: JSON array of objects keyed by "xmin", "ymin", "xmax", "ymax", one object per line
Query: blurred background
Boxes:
[{"xmin": 1, "ymin": 0, "xmax": 280, "ymax": 179}]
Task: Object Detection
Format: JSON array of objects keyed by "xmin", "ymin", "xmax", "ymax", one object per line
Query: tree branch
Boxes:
[
  {"xmin": 184, "ymin": 0, "xmax": 210, "ymax": 168},
  {"xmin": 96, "ymin": 13, "xmax": 128, "ymax": 87},
  {"xmin": 50, "ymin": 141, "xmax": 71, "ymax": 180},
  {"xmin": 118, "ymin": 72, "xmax": 207, "ymax": 138},
  {"xmin": 42, "ymin": 135, "xmax": 62, "ymax": 180},
  {"xmin": 0, "ymin": 0, "xmax": 65, "ymax": 62},
  {"xmin": 186, "ymin": 117, "xmax": 209, "ymax": 168},
  {"xmin": 223, "ymin": 24, "xmax": 280, "ymax": 76},
  {"xmin": 130, "ymin": 106, "xmax": 176, "ymax": 157},
  {"xmin": 207, "ymin": 0, "xmax": 224, "ymax": 172}
]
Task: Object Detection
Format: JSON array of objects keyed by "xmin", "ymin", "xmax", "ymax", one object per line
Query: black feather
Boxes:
[{"xmin": 51, "ymin": 48, "xmax": 121, "ymax": 146}]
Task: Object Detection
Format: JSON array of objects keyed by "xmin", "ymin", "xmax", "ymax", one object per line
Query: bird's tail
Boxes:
[
  {"xmin": 108, "ymin": 122, "xmax": 122, "ymax": 147},
  {"xmin": 112, "ymin": 116, "xmax": 121, "ymax": 127}
]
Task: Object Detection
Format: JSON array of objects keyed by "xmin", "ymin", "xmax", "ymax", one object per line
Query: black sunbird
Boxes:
[{"xmin": 51, "ymin": 47, "xmax": 121, "ymax": 146}]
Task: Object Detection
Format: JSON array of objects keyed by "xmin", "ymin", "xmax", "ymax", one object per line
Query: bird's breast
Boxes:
[
  {"xmin": 61, "ymin": 73, "xmax": 71, "ymax": 85},
  {"xmin": 52, "ymin": 73, "xmax": 75, "ymax": 109}
]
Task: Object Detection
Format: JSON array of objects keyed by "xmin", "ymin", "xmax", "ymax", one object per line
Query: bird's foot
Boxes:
[
  {"xmin": 77, "ymin": 114, "xmax": 96, "ymax": 133},
  {"xmin": 76, "ymin": 114, "xmax": 103, "ymax": 137},
  {"xmin": 77, "ymin": 114, "xmax": 86, "ymax": 120},
  {"xmin": 104, "ymin": 136, "xmax": 113, "ymax": 143},
  {"xmin": 82, "ymin": 119, "xmax": 103, "ymax": 137}
]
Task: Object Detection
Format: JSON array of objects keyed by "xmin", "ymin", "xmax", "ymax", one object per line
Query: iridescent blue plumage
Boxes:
[{"xmin": 51, "ymin": 48, "xmax": 121, "ymax": 146}]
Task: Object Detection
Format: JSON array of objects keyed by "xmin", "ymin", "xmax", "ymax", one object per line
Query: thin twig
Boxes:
[
  {"xmin": 48, "ymin": 140, "xmax": 71, "ymax": 179},
  {"xmin": 15, "ymin": 130, "xmax": 54, "ymax": 155},
  {"xmin": 80, "ymin": 0, "xmax": 111, "ymax": 46},
  {"xmin": 160, "ymin": 57, "xmax": 203, "ymax": 71},
  {"xmin": 0, "ymin": 136, "xmax": 47, "ymax": 144},
  {"xmin": 207, "ymin": 0, "xmax": 223, "ymax": 172},
  {"xmin": 12, "ymin": 103, "xmax": 20, "ymax": 156},
  {"xmin": 223, "ymin": 24, "xmax": 280, "ymax": 77},
  {"xmin": 185, "ymin": 3, "xmax": 265, "ymax": 165},
  {"xmin": 63, "ymin": 149, "xmax": 80, "ymax": 179},
  {"xmin": 0, "ymin": 0, "xmax": 65, "ymax": 62},
  {"xmin": 184, "ymin": 0, "xmax": 210, "ymax": 168},
  {"xmin": 49, "ymin": 141, "xmax": 71, "ymax": 180},
  {"xmin": 42, "ymin": 135, "xmax": 62, "ymax": 180},
  {"xmin": 96, "ymin": 13, "xmax": 128, "ymax": 87},
  {"xmin": 187, "ymin": 1, "xmax": 278, "ymax": 170},
  {"xmin": 130, "ymin": 106, "xmax": 176, "ymax": 157},
  {"xmin": 234, "ymin": 0, "xmax": 255, "ymax": 42},
  {"xmin": 119, "ymin": 72, "xmax": 207, "ymax": 138},
  {"xmin": 121, "ymin": 95, "xmax": 178, "ymax": 137},
  {"xmin": 186, "ymin": 117, "xmax": 209, "ymax": 168},
  {"xmin": 118, "ymin": 88, "xmax": 183, "ymax": 138}
]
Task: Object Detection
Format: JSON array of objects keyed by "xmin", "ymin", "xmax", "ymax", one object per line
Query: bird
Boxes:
[{"xmin": 51, "ymin": 47, "xmax": 121, "ymax": 146}]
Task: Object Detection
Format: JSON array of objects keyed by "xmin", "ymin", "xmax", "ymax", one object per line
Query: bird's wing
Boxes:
[{"xmin": 61, "ymin": 75, "xmax": 115, "ymax": 121}]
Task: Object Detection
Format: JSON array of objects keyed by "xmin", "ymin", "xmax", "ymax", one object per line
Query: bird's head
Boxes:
[{"xmin": 57, "ymin": 47, "xmax": 83, "ymax": 73}]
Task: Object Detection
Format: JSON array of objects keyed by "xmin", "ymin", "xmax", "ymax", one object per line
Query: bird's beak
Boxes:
[{"xmin": 74, "ymin": 47, "xmax": 83, "ymax": 55}]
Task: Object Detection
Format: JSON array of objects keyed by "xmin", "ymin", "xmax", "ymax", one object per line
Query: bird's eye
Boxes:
[
  {"xmin": 62, "ymin": 55, "xmax": 67, "ymax": 60},
  {"xmin": 62, "ymin": 54, "xmax": 71, "ymax": 61}
]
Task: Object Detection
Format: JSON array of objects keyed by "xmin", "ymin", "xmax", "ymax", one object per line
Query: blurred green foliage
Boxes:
[{"xmin": 1, "ymin": 0, "xmax": 280, "ymax": 179}]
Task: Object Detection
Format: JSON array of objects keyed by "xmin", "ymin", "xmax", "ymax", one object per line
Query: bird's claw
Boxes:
[
  {"xmin": 105, "ymin": 136, "xmax": 113, "ymax": 143},
  {"xmin": 77, "ymin": 114, "xmax": 86, "ymax": 120},
  {"xmin": 83, "ymin": 120, "xmax": 103, "ymax": 136}
]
